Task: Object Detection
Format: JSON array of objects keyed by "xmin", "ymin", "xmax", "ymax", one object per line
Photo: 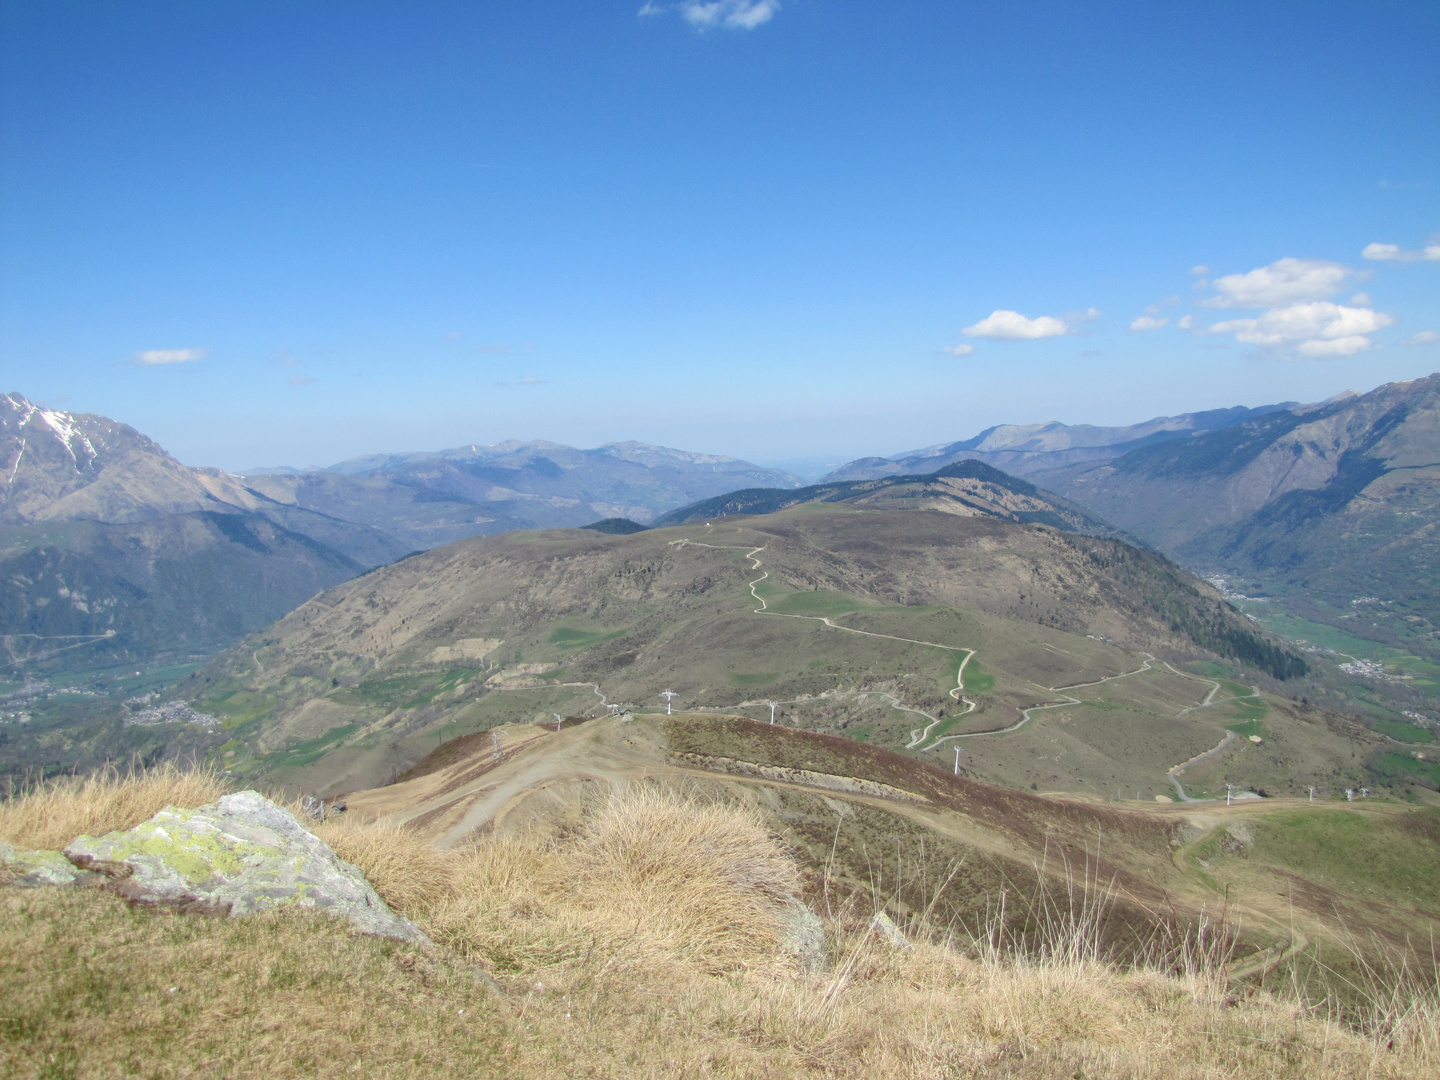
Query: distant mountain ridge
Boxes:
[
  {"xmin": 0, "ymin": 393, "xmax": 403, "ymax": 563},
  {"xmin": 320, "ymin": 438, "xmax": 781, "ymax": 478},
  {"xmin": 653, "ymin": 459, "xmax": 1120, "ymax": 537},
  {"xmin": 822, "ymin": 401, "xmax": 1307, "ymax": 482},
  {"xmin": 2, "ymin": 392, "xmax": 255, "ymax": 526},
  {"xmin": 240, "ymin": 439, "xmax": 801, "ymax": 550}
]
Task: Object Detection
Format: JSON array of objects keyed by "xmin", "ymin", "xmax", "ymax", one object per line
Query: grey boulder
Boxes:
[{"xmin": 62, "ymin": 790, "xmax": 429, "ymax": 944}]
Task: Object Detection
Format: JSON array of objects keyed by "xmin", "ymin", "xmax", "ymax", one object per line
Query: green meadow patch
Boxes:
[
  {"xmin": 1371, "ymin": 718, "xmax": 1435, "ymax": 744},
  {"xmin": 1370, "ymin": 752, "xmax": 1440, "ymax": 790},
  {"xmin": 548, "ymin": 626, "xmax": 627, "ymax": 650},
  {"xmin": 761, "ymin": 589, "xmax": 875, "ymax": 618},
  {"xmin": 1246, "ymin": 809, "xmax": 1440, "ymax": 910},
  {"xmin": 1224, "ymin": 719, "xmax": 1264, "ymax": 739},
  {"xmin": 961, "ymin": 657, "xmax": 995, "ymax": 694},
  {"xmin": 262, "ymin": 723, "xmax": 362, "ymax": 770}
]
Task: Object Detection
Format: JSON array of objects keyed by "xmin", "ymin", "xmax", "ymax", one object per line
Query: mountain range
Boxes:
[
  {"xmin": 1034, "ymin": 376, "xmax": 1439, "ymax": 637},
  {"xmin": 5, "ymin": 370, "xmax": 1435, "ymax": 680},
  {"xmin": 9, "ymin": 373, "xmax": 1438, "ymax": 805},
  {"xmin": 822, "ymin": 399, "xmax": 1314, "ymax": 482},
  {"xmin": 240, "ymin": 440, "xmax": 799, "ymax": 550},
  {"xmin": 0, "ymin": 393, "xmax": 799, "ymax": 670},
  {"xmin": 815, "ymin": 376, "xmax": 1438, "ymax": 654},
  {"xmin": 651, "ymin": 459, "xmax": 1121, "ymax": 535}
]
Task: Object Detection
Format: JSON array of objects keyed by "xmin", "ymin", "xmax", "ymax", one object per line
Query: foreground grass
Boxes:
[
  {"xmin": 3, "ymin": 769, "xmax": 1438, "ymax": 1077},
  {"xmin": 0, "ymin": 889, "xmax": 503, "ymax": 1079},
  {"xmin": 5, "ymin": 884, "xmax": 1433, "ymax": 1079}
]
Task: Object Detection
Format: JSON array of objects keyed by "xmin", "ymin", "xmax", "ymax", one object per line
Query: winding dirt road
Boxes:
[{"xmin": 669, "ymin": 537, "xmax": 978, "ymax": 742}]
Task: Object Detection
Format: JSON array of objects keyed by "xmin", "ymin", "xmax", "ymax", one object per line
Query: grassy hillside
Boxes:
[{"xmin": 141, "ymin": 504, "xmax": 1340, "ymax": 805}]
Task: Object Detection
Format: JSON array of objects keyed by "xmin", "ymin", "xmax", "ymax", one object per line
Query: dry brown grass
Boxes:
[
  {"xmin": 0, "ymin": 762, "xmax": 228, "ymax": 850},
  {"xmin": 3, "ymin": 774, "xmax": 1438, "ymax": 1077},
  {"xmin": 319, "ymin": 785, "xmax": 804, "ymax": 974},
  {"xmin": 0, "ymin": 886, "xmax": 504, "ymax": 1079}
]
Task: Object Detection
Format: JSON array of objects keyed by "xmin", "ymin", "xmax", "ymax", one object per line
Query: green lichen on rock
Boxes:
[
  {"xmin": 62, "ymin": 791, "xmax": 428, "ymax": 944},
  {"xmin": 0, "ymin": 843, "xmax": 94, "ymax": 887},
  {"xmin": 68, "ymin": 809, "xmax": 274, "ymax": 886}
]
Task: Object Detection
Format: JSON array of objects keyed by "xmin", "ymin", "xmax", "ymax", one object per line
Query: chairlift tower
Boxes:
[
  {"xmin": 768, "ymin": 701, "xmax": 777, "ymax": 724},
  {"xmin": 953, "ymin": 746, "xmax": 963, "ymax": 775},
  {"xmin": 660, "ymin": 689, "xmax": 677, "ymax": 715}
]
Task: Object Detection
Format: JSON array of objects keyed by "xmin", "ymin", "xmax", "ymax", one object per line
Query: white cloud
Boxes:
[
  {"xmin": 1203, "ymin": 257, "xmax": 1352, "ymax": 308},
  {"xmin": 288, "ymin": 373, "xmax": 316, "ymax": 387},
  {"xmin": 1129, "ymin": 315, "xmax": 1169, "ymax": 332},
  {"xmin": 1349, "ymin": 293, "xmax": 1371, "ymax": 306},
  {"xmin": 518, "ymin": 375, "xmax": 547, "ymax": 385},
  {"xmin": 942, "ymin": 343, "xmax": 975, "ymax": 357},
  {"xmin": 647, "ymin": 1, "xmax": 780, "ymax": 29},
  {"xmin": 1176, "ymin": 314, "xmax": 1195, "ymax": 331},
  {"xmin": 1400, "ymin": 330, "xmax": 1439, "ymax": 346},
  {"xmin": 1294, "ymin": 337, "xmax": 1375, "ymax": 357},
  {"xmin": 1363, "ymin": 241, "xmax": 1440, "ymax": 262},
  {"xmin": 134, "ymin": 348, "xmax": 207, "ymax": 366},
  {"xmin": 961, "ymin": 309, "xmax": 1071, "ymax": 340},
  {"xmin": 1190, "ymin": 265, "xmax": 1208, "ymax": 276},
  {"xmin": 1208, "ymin": 301, "xmax": 1394, "ymax": 357}
]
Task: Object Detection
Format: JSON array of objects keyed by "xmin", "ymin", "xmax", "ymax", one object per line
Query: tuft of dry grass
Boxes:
[
  {"xmin": 322, "ymin": 785, "xmax": 806, "ymax": 975},
  {"xmin": 564, "ymin": 785, "xmax": 802, "ymax": 959},
  {"xmin": 0, "ymin": 762, "xmax": 229, "ymax": 851},
  {"xmin": 313, "ymin": 815, "xmax": 458, "ymax": 913}
]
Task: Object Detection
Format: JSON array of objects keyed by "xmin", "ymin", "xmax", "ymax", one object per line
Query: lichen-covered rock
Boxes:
[
  {"xmin": 1220, "ymin": 822, "xmax": 1255, "ymax": 854},
  {"xmin": 869, "ymin": 910, "xmax": 911, "ymax": 949},
  {"xmin": 0, "ymin": 842, "xmax": 97, "ymax": 887},
  {"xmin": 62, "ymin": 790, "xmax": 429, "ymax": 944},
  {"xmin": 778, "ymin": 900, "xmax": 830, "ymax": 973}
]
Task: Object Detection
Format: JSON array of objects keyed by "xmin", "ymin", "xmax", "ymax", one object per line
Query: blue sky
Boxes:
[{"xmin": 2, "ymin": 1, "xmax": 1437, "ymax": 472}]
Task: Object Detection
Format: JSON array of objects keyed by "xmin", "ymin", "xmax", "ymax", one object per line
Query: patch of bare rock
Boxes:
[{"xmin": 1, "ymin": 791, "xmax": 426, "ymax": 944}]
